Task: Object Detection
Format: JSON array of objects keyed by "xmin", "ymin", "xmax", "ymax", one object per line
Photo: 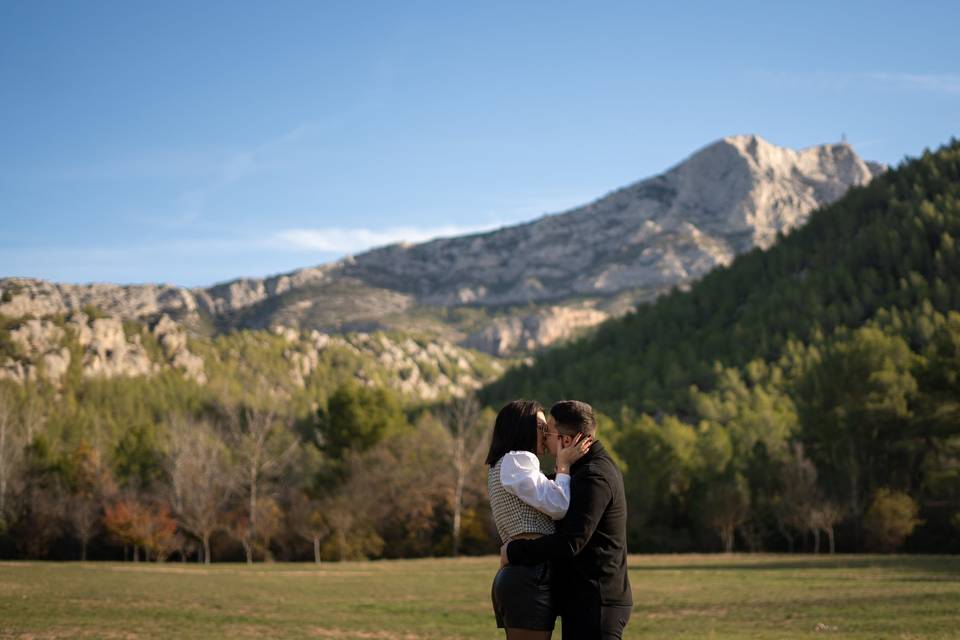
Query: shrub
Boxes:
[{"xmin": 863, "ymin": 488, "xmax": 923, "ymax": 552}]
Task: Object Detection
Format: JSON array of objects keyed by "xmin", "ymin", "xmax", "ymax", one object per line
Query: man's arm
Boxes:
[{"xmin": 506, "ymin": 468, "xmax": 611, "ymax": 565}]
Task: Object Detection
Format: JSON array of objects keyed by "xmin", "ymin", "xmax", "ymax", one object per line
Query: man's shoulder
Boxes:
[
  {"xmin": 582, "ymin": 449, "xmax": 618, "ymax": 474},
  {"xmin": 571, "ymin": 454, "xmax": 615, "ymax": 489},
  {"xmin": 578, "ymin": 450, "xmax": 625, "ymax": 490}
]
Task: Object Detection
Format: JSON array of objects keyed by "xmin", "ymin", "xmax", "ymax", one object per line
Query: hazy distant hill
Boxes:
[{"xmin": 1, "ymin": 135, "xmax": 883, "ymax": 357}]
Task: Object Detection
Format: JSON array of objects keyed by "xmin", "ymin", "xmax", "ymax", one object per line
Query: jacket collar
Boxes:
[{"xmin": 570, "ymin": 439, "xmax": 604, "ymax": 474}]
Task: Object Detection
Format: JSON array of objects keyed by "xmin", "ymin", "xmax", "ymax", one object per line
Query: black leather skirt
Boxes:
[{"xmin": 491, "ymin": 562, "xmax": 556, "ymax": 630}]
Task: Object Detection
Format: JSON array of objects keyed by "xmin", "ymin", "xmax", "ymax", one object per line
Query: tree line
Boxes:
[{"xmin": 0, "ymin": 377, "xmax": 498, "ymax": 562}]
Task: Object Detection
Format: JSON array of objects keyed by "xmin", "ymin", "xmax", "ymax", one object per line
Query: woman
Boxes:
[{"xmin": 486, "ymin": 400, "xmax": 592, "ymax": 640}]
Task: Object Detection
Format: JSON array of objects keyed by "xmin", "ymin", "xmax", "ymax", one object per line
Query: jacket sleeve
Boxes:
[
  {"xmin": 507, "ymin": 467, "xmax": 611, "ymax": 565},
  {"xmin": 500, "ymin": 451, "xmax": 571, "ymax": 520}
]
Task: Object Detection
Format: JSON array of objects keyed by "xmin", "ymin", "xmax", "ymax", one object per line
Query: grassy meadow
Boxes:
[{"xmin": 1, "ymin": 554, "xmax": 959, "ymax": 639}]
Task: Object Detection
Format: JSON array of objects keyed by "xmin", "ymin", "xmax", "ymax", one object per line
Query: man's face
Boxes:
[{"xmin": 541, "ymin": 415, "xmax": 573, "ymax": 457}]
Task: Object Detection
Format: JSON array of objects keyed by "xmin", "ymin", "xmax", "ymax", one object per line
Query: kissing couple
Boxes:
[{"xmin": 487, "ymin": 400, "xmax": 632, "ymax": 640}]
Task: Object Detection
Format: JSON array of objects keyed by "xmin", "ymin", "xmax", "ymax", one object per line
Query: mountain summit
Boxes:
[
  {"xmin": 1, "ymin": 135, "xmax": 884, "ymax": 354},
  {"xmin": 345, "ymin": 134, "xmax": 883, "ymax": 306}
]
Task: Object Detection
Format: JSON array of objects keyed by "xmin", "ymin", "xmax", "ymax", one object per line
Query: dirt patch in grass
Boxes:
[
  {"xmin": 0, "ymin": 630, "xmax": 140, "ymax": 639},
  {"xmin": 307, "ymin": 629, "xmax": 422, "ymax": 639},
  {"xmin": 245, "ymin": 570, "xmax": 375, "ymax": 578},
  {"xmin": 108, "ymin": 566, "xmax": 212, "ymax": 575},
  {"xmin": 645, "ymin": 606, "xmax": 729, "ymax": 620},
  {"xmin": 105, "ymin": 566, "xmax": 374, "ymax": 578}
]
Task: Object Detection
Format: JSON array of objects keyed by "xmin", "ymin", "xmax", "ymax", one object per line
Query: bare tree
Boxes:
[
  {"xmin": 173, "ymin": 534, "xmax": 198, "ymax": 563},
  {"xmin": 225, "ymin": 405, "xmax": 297, "ymax": 562},
  {"xmin": 227, "ymin": 508, "xmax": 254, "ymax": 564},
  {"xmin": 438, "ymin": 394, "xmax": 485, "ymax": 556},
  {"xmin": 254, "ymin": 496, "xmax": 283, "ymax": 561},
  {"xmin": 0, "ymin": 386, "xmax": 24, "ymax": 527},
  {"xmin": 20, "ymin": 387, "xmax": 43, "ymax": 445},
  {"xmin": 320, "ymin": 493, "xmax": 382, "ymax": 560},
  {"xmin": 288, "ymin": 491, "xmax": 329, "ymax": 564},
  {"xmin": 701, "ymin": 477, "xmax": 750, "ymax": 553},
  {"xmin": 160, "ymin": 532, "xmax": 191, "ymax": 563},
  {"xmin": 775, "ymin": 444, "xmax": 849, "ymax": 553},
  {"xmin": 64, "ymin": 442, "xmax": 115, "ymax": 561},
  {"xmin": 168, "ymin": 417, "xmax": 234, "ymax": 564},
  {"xmin": 67, "ymin": 494, "xmax": 100, "ymax": 561},
  {"xmin": 736, "ymin": 519, "xmax": 766, "ymax": 553},
  {"xmin": 336, "ymin": 420, "xmax": 450, "ymax": 558},
  {"xmin": 776, "ymin": 443, "xmax": 820, "ymax": 552},
  {"xmin": 810, "ymin": 502, "xmax": 844, "ymax": 554},
  {"xmin": 325, "ymin": 497, "xmax": 354, "ymax": 561},
  {"xmin": 20, "ymin": 484, "xmax": 64, "ymax": 558}
]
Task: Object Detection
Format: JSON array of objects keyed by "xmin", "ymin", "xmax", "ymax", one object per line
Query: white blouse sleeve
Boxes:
[{"xmin": 499, "ymin": 451, "xmax": 571, "ymax": 520}]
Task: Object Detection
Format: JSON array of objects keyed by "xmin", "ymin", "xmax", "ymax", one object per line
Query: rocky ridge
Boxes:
[
  {"xmin": 345, "ymin": 135, "xmax": 884, "ymax": 305},
  {"xmin": 0, "ymin": 310, "xmax": 501, "ymax": 401},
  {"xmin": 0, "ymin": 135, "xmax": 884, "ymax": 356}
]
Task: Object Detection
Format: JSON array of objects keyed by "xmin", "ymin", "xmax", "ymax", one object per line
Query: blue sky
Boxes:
[{"xmin": 2, "ymin": 1, "xmax": 958, "ymax": 287}]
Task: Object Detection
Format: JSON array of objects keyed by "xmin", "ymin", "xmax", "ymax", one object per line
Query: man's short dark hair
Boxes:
[{"xmin": 550, "ymin": 400, "xmax": 596, "ymax": 437}]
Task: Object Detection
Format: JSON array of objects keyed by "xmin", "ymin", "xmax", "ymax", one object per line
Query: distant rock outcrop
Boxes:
[
  {"xmin": 464, "ymin": 305, "xmax": 609, "ymax": 355},
  {"xmin": 0, "ymin": 305, "xmax": 499, "ymax": 400},
  {"xmin": 0, "ymin": 312, "xmax": 209, "ymax": 385}
]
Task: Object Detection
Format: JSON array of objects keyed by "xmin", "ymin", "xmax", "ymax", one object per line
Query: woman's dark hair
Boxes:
[{"xmin": 485, "ymin": 399, "xmax": 544, "ymax": 466}]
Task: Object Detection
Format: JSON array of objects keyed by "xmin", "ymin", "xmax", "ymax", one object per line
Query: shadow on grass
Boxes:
[
  {"xmin": 630, "ymin": 589, "xmax": 960, "ymax": 624},
  {"xmin": 627, "ymin": 555, "xmax": 960, "ymax": 576}
]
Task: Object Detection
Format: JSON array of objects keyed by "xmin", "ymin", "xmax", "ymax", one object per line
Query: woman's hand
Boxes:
[{"xmin": 555, "ymin": 433, "xmax": 593, "ymax": 474}]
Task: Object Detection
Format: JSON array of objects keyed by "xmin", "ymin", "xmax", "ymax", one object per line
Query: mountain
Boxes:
[
  {"xmin": 482, "ymin": 140, "xmax": 959, "ymax": 414},
  {"xmin": 483, "ymin": 139, "xmax": 960, "ymax": 553},
  {"xmin": 346, "ymin": 134, "xmax": 883, "ymax": 303},
  {"xmin": 1, "ymin": 135, "xmax": 883, "ymax": 357}
]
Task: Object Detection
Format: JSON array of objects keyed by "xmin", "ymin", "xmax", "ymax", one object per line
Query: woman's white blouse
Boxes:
[{"xmin": 499, "ymin": 450, "xmax": 571, "ymax": 520}]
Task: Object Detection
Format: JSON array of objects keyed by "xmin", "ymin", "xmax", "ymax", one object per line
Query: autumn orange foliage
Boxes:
[{"xmin": 103, "ymin": 497, "xmax": 178, "ymax": 560}]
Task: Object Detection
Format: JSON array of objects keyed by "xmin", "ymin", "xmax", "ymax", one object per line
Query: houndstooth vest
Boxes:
[{"xmin": 488, "ymin": 455, "xmax": 556, "ymax": 543}]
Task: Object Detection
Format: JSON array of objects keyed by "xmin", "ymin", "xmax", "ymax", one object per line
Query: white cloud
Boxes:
[
  {"xmin": 161, "ymin": 121, "xmax": 334, "ymax": 226},
  {"xmin": 863, "ymin": 72, "xmax": 960, "ymax": 95},
  {"xmin": 272, "ymin": 223, "xmax": 502, "ymax": 253},
  {"xmin": 751, "ymin": 70, "xmax": 960, "ymax": 95}
]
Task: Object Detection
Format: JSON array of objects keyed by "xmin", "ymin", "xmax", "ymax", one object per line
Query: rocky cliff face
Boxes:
[
  {"xmin": 275, "ymin": 328, "xmax": 503, "ymax": 401},
  {"xmin": 0, "ymin": 310, "xmax": 500, "ymax": 401},
  {"xmin": 0, "ymin": 313, "xmax": 205, "ymax": 385},
  {"xmin": 0, "ymin": 135, "xmax": 884, "ymax": 356},
  {"xmin": 463, "ymin": 304, "xmax": 609, "ymax": 355}
]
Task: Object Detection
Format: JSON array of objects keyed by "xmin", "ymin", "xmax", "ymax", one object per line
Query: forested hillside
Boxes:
[
  {"xmin": 0, "ymin": 321, "xmax": 501, "ymax": 562},
  {"xmin": 486, "ymin": 139, "xmax": 960, "ymax": 552},
  {"xmin": 0, "ymin": 141, "xmax": 955, "ymax": 562}
]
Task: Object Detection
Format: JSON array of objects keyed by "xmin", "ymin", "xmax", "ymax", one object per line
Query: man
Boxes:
[{"xmin": 501, "ymin": 400, "xmax": 632, "ymax": 639}]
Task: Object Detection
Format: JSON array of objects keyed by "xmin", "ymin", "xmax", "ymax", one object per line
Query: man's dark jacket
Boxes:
[{"xmin": 506, "ymin": 440, "xmax": 632, "ymax": 607}]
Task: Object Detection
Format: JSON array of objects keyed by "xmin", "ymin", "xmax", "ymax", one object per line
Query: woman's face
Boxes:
[{"xmin": 535, "ymin": 410, "xmax": 548, "ymax": 455}]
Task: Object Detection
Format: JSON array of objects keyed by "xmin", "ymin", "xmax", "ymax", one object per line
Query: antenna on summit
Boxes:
[{"xmin": 841, "ymin": 132, "xmax": 848, "ymax": 144}]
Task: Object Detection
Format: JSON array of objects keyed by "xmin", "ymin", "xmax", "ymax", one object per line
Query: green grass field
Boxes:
[{"xmin": 2, "ymin": 555, "xmax": 959, "ymax": 639}]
